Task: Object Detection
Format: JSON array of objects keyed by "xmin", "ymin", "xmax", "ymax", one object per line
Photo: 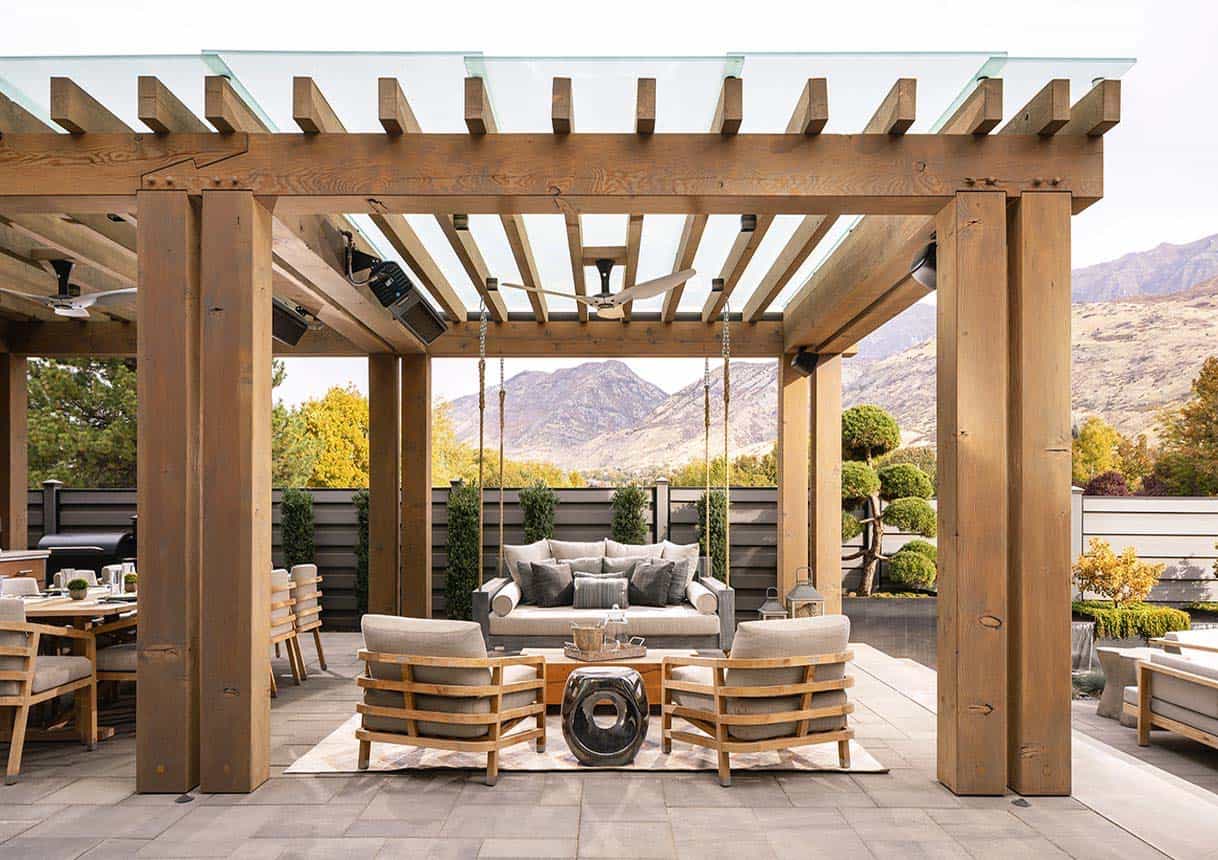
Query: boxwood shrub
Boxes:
[
  {"xmin": 1072, "ymin": 600, "xmax": 1190, "ymax": 640},
  {"xmin": 887, "ymin": 549, "xmax": 936, "ymax": 590}
]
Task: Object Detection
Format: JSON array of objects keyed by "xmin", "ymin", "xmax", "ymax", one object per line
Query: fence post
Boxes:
[
  {"xmin": 1071, "ymin": 485, "xmax": 1084, "ymax": 559},
  {"xmin": 41, "ymin": 479, "xmax": 63, "ymax": 536},
  {"xmin": 654, "ymin": 478, "xmax": 670, "ymax": 543}
]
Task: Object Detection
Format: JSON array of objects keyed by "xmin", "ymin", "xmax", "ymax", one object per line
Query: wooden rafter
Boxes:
[
  {"xmin": 289, "ymin": 77, "xmax": 465, "ymax": 325},
  {"xmin": 1, "ymin": 319, "xmax": 358, "ymax": 357},
  {"xmin": 1000, "ymin": 79, "xmax": 1070, "ymax": 136},
  {"xmin": 635, "ymin": 78, "xmax": 655, "ymax": 135},
  {"xmin": 562, "ymin": 210, "xmax": 588, "ymax": 322},
  {"xmin": 552, "ymin": 77, "xmax": 573, "ymax": 134},
  {"xmin": 51, "ymin": 77, "xmax": 132, "ymax": 134},
  {"xmin": 661, "ymin": 76, "xmax": 742, "ymax": 321},
  {"xmin": 138, "ymin": 76, "xmax": 209, "ymax": 134},
  {"xmin": 377, "ymin": 77, "xmax": 418, "ymax": 136},
  {"xmin": 791, "ymin": 78, "xmax": 829, "ymax": 135},
  {"xmin": 741, "ymin": 213, "xmax": 837, "ymax": 322},
  {"xmin": 702, "ymin": 215, "xmax": 774, "ymax": 322},
  {"xmin": 620, "ymin": 213, "xmax": 643, "ymax": 320},
  {"xmin": 869, "ymin": 78, "xmax": 917, "ymax": 135},
  {"xmin": 1058, "ymin": 79, "xmax": 1121, "ymax": 137},
  {"xmin": 210, "ymin": 74, "xmax": 415, "ymax": 353},
  {"xmin": 431, "ymin": 319, "xmax": 783, "ymax": 357}
]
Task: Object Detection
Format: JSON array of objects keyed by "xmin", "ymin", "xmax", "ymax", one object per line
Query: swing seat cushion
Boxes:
[{"xmin": 488, "ymin": 603, "xmax": 719, "ymax": 638}]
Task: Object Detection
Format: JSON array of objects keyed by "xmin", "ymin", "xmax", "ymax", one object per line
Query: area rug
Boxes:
[{"xmin": 285, "ymin": 715, "xmax": 887, "ymax": 774}]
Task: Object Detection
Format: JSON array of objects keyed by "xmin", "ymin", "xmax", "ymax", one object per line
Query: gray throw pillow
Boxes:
[
  {"xmin": 566, "ymin": 556, "xmax": 603, "ymax": 576},
  {"xmin": 603, "ymin": 556, "xmax": 648, "ymax": 577},
  {"xmin": 665, "ymin": 556, "xmax": 697, "ymax": 604},
  {"xmin": 573, "ymin": 576, "xmax": 629, "ymax": 609},
  {"xmin": 629, "ymin": 560, "xmax": 674, "ymax": 607},
  {"xmin": 521, "ymin": 561, "xmax": 574, "ymax": 608},
  {"xmin": 514, "ymin": 559, "xmax": 551, "ymax": 604}
]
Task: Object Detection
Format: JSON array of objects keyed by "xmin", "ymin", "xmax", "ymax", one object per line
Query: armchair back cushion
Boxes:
[
  {"xmin": 606, "ymin": 539, "xmax": 664, "ymax": 558},
  {"xmin": 548, "ymin": 539, "xmax": 606, "ymax": 561},
  {"xmin": 361, "ymin": 615, "xmax": 536, "ymax": 739},
  {"xmin": 725, "ymin": 615, "xmax": 850, "ymax": 741},
  {"xmin": 289, "ymin": 563, "xmax": 321, "ymax": 627},
  {"xmin": 270, "ymin": 569, "xmax": 295, "ymax": 639},
  {"xmin": 503, "ymin": 539, "xmax": 552, "ymax": 584}
]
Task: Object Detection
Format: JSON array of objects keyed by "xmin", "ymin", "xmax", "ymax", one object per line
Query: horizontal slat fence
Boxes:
[{"xmin": 24, "ymin": 486, "xmax": 1218, "ymax": 629}]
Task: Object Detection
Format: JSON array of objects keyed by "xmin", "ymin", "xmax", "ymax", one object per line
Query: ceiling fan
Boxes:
[
  {"xmin": 0, "ymin": 259, "xmax": 135, "ymax": 319},
  {"xmin": 499, "ymin": 258, "xmax": 695, "ymax": 320}
]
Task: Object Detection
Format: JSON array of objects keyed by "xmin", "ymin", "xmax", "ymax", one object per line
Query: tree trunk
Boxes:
[{"xmin": 858, "ymin": 493, "xmax": 884, "ymax": 596}]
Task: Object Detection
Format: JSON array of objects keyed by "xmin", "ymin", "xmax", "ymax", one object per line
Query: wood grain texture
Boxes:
[
  {"xmin": 936, "ymin": 192, "xmax": 1009, "ymax": 796},
  {"xmin": 620, "ymin": 213, "xmax": 643, "ymax": 320},
  {"xmin": 636, "ymin": 78, "xmax": 656, "ymax": 135},
  {"xmin": 435, "ymin": 213, "xmax": 507, "ymax": 322},
  {"xmin": 942, "ymin": 77, "xmax": 1003, "ymax": 135},
  {"xmin": 293, "ymin": 77, "xmax": 345, "ymax": 134},
  {"xmin": 809, "ymin": 354, "xmax": 841, "ymax": 615},
  {"xmin": 777, "ymin": 358, "xmax": 810, "ymax": 597},
  {"xmin": 199, "ymin": 191, "xmax": 272, "ymax": 794},
  {"xmin": 1006, "ymin": 192, "xmax": 1072, "ymax": 795},
  {"xmin": 400, "ymin": 354, "xmax": 432, "ymax": 618},
  {"xmin": 135, "ymin": 190, "xmax": 201, "ymax": 792},
  {"xmin": 205, "ymin": 76, "xmax": 270, "ymax": 133},
  {"xmin": 0, "ymin": 133, "xmax": 1106, "ymax": 214},
  {"xmin": 1059, "ymin": 79, "xmax": 1121, "ymax": 137},
  {"xmin": 378, "ymin": 78, "xmax": 420, "ymax": 135},
  {"xmin": 430, "ymin": 320, "xmax": 783, "ymax": 358},
  {"xmin": 464, "ymin": 77, "xmax": 492, "ymax": 135},
  {"xmin": 0, "ymin": 354, "xmax": 27, "ymax": 550},
  {"xmin": 368, "ymin": 354, "xmax": 401, "ymax": 617},
  {"xmin": 1001, "ymin": 80, "xmax": 1070, "ymax": 136},
  {"xmin": 660, "ymin": 214, "xmax": 707, "ymax": 321},
  {"xmin": 792, "ymin": 79, "xmax": 829, "ymax": 135},
  {"xmin": 1, "ymin": 319, "xmax": 358, "ymax": 357},
  {"xmin": 871, "ymin": 79, "xmax": 917, "ymax": 135},
  {"xmin": 138, "ymin": 77, "xmax": 208, "ymax": 134},
  {"xmin": 50, "ymin": 78, "xmax": 132, "ymax": 134},
  {"xmin": 552, "ymin": 78, "xmax": 573, "ymax": 134},
  {"xmin": 712, "ymin": 77, "xmax": 743, "ymax": 135}
]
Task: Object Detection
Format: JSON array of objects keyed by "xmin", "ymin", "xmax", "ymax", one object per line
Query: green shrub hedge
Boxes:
[
  {"xmin": 352, "ymin": 489, "xmax": 369, "ymax": 616},
  {"xmin": 888, "ymin": 549, "xmax": 936, "ymax": 590},
  {"xmin": 281, "ymin": 487, "xmax": 315, "ymax": 568},
  {"xmin": 519, "ymin": 479, "xmax": 558, "ymax": 543},
  {"xmin": 610, "ymin": 484, "xmax": 649, "ymax": 545},
  {"xmin": 446, "ymin": 483, "xmax": 481, "ymax": 621},
  {"xmin": 841, "ymin": 509, "xmax": 863, "ymax": 541},
  {"xmin": 1072, "ymin": 600, "xmax": 1190, "ymax": 640}
]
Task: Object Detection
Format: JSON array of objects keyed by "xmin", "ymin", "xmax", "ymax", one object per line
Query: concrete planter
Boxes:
[{"xmin": 843, "ymin": 596, "xmax": 937, "ymax": 668}]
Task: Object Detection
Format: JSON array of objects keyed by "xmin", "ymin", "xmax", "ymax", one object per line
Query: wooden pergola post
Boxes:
[
  {"xmin": 776, "ymin": 357, "xmax": 810, "ymax": 597},
  {"xmin": 136, "ymin": 190, "xmax": 202, "ymax": 792},
  {"xmin": 0, "ymin": 354, "xmax": 27, "ymax": 550},
  {"xmin": 1007, "ymin": 191, "xmax": 1073, "ymax": 795},
  {"xmin": 368, "ymin": 354, "xmax": 401, "ymax": 616},
  {"xmin": 808, "ymin": 353, "xmax": 842, "ymax": 615},
  {"xmin": 936, "ymin": 191, "xmax": 1009, "ymax": 795},
  {"xmin": 400, "ymin": 354, "xmax": 432, "ymax": 618},
  {"xmin": 199, "ymin": 190, "xmax": 272, "ymax": 793}
]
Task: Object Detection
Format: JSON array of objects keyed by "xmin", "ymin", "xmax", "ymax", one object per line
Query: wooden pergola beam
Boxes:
[
  {"xmin": 138, "ymin": 76, "xmax": 209, "ymax": 134},
  {"xmin": 661, "ymin": 76, "xmax": 743, "ymax": 321},
  {"xmin": 702, "ymin": 215, "xmax": 774, "ymax": 322},
  {"xmin": 620, "ymin": 213, "xmax": 643, "ymax": 320},
  {"xmin": 792, "ymin": 78, "xmax": 829, "ymax": 135},
  {"xmin": 741, "ymin": 214, "xmax": 836, "ymax": 322},
  {"xmin": 50, "ymin": 77, "xmax": 132, "ymax": 134},
  {"xmin": 205, "ymin": 75, "xmax": 267, "ymax": 134},
  {"xmin": 1059, "ymin": 79, "xmax": 1121, "ymax": 137},
  {"xmin": 945, "ymin": 76, "xmax": 1004, "ymax": 135},
  {"xmin": 1001, "ymin": 79, "xmax": 1070, "ymax": 136},
  {"xmin": 870, "ymin": 78, "xmax": 917, "ymax": 135},
  {"xmin": 368, "ymin": 213, "xmax": 465, "ymax": 321},
  {"xmin": 378, "ymin": 77, "xmax": 418, "ymax": 136},
  {"xmin": 0, "ymin": 132, "xmax": 1105, "ymax": 215},
  {"xmin": 563, "ymin": 211, "xmax": 588, "ymax": 322},
  {"xmin": 635, "ymin": 78, "xmax": 656, "ymax": 135},
  {"xmin": 552, "ymin": 77, "xmax": 573, "ymax": 134},
  {"xmin": 430, "ymin": 319, "xmax": 783, "ymax": 357}
]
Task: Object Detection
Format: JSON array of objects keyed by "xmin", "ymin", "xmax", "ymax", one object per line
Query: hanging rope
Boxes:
[
  {"xmin": 498, "ymin": 356, "xmax": 506, "ymax": 583},
  {"xmin": 476, "ymin": 303, "xmax": 488, "ymax": 587},
  {"xmin": 703, "ymin": 357, "xmax": 711, "ymax": 572},
  {"xmin": 722, "ymin": 304, "xmax": 732, "ymax": 588}
]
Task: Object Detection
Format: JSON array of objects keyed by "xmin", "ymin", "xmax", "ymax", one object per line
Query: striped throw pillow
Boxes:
[{"xmin": 573, "ymin": 576, "xmax": 629, "ymax": 609}]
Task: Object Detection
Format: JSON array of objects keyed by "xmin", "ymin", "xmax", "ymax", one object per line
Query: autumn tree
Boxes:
[
  {"xmin": 665, "ymin": 445, "xmax": 778, "ymax": 488},
  {"xmin": 1072, "ymin": 416, "xmax": 1122, "ymax": 486},
  {"xmin": 840, "ymin": 405, "xmax": 936, "ymax": 596},
  {"xmin": 300, "ymin": 384, "xmax": 370, "ymax": 487},
  {"xmin": 1154, "ymin": 356, "xmax": 1218, "ymax": 495}
]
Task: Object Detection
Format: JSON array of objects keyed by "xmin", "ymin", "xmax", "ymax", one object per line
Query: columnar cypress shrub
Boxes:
[
  {"xmin": 696, "ymin": 489, "xmax": 728, "ymax": 580},
  {"xmin": 281, "ymin": 487, "xmax": 315, "ymax": 568},
  {"xmin": 519, "ymin": 479, "xmax": 558, "ymax": 543},
  {"xmin": 446, "ymin": 482, "xmax": 481, "ymax": 620},
  {"xmin": 611, "ymin": 484, "xmax": 649, "ymax": 545},
  {"xmin": 352, "ymin": 489, "xmax": 369, "ymax": 616}
]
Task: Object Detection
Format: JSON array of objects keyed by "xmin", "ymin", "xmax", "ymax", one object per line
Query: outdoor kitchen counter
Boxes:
[{"xmin": 0, "ymin": 549, "xmax": 51, "ymax": 580}]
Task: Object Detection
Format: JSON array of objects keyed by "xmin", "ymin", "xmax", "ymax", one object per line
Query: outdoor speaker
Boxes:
[
  {"xmin": 271, "ymin": 298, "xmax": 309, "ymax": 346},
  {"xmin": 789, "ymin": 348, "xmax": 820, "ymax": 377},
  {"xmin": 386, "ymin": 288, "xmax": 448, "ymax": 345}
]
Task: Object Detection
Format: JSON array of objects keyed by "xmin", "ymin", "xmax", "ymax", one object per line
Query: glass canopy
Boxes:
[{"xmin": 0, "ymin": 51, "xmax": 1134, "ymax": 317}]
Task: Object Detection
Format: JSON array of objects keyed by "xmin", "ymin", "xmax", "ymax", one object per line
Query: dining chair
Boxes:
[
  {"xmin": 289, "ymin": 563, "xmax": 326, "ymax": 671},
  {"xmin": 0, "ymin": 578, "xmax": 39, "ymax": 598},
  {"xmin": 0, "ymin": 598, "xmax": 98, "ymax": 783},
  {"xmin": 270, "ymin": 568, "xmax": 305, "ymax": 696}
]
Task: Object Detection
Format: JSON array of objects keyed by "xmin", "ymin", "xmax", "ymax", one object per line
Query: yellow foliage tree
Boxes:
[
  {"xmin": 300, "ymin": 385, "xmax": 370, "ymax": 488},
  {"xmin": 1072, "ymin": 416, "xmax": 1121, "ymax": 486},
  {"xmin": 1072, "ymin": 537, "xmax": 1165, "ymax": 607}
]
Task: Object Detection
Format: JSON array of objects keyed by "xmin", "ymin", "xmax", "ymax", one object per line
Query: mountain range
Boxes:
[{"xmin": 447, "ymin": 232, "xmax": 1218, "ymax": 474}]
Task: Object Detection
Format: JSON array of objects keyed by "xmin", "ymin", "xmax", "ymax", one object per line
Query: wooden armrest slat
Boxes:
[
  {"xmin": 1149, "ymin": 638, "xmax": 1218, "ymax": 655},
  {"xmin": 357, "ymin": 675, "xmax": 543, "ymax": 697},
  {"xmin": 662, "ymin": 650, "xmax": 853, "ymax": 670},
  {"xmin": 1139, "ymin": 660, "xmax": 1218, "ymax": 691},
  {"xmin": 358, "ymin": 650, "xmax": 546, "ymax": 669}
]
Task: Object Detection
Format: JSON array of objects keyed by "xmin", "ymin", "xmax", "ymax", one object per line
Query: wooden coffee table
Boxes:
[{"xmin": 523, "ymin": 647, "xmax": 722, "ymax": 707}]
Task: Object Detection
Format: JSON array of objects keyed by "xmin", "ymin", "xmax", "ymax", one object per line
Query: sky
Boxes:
[{"xmin": 5, "ymin": 0, "xmax": 1214, "ymax": 405}]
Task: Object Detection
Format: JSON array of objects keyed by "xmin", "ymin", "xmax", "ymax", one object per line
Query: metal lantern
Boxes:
[
  {"xmin": 758, "ymin": 587, "xmax": 788, "ymax": 621},
  {"xmin": 786, "ymin": 568, "xmax": 825, "ymax": 618}
]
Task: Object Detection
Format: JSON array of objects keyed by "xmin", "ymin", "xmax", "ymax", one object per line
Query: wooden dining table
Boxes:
[{"xmin": 4, "ymin": 588, "xmax": 138, "ymax": 743}]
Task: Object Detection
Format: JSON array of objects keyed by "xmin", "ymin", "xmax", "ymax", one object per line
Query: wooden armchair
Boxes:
[
  {"xmin": 661, "ymin": 615, "xmax": 854, "ymax": 786},
  {"xmin": 270, "ymin": 569, "xmax": 305, "ymax": 695},
  {"xmin": 289, "ymin": 564, "xmax": 326, "ymax": 671},
  {"xmin": 0, "ymin": 600, "xmax": 98, "ymax": 784},
  {"xmin": 1125, "ymin": 637, "xmax": 1218, "ymax": 751},
  {"xmin": 355, "ymin": 616, "xmax": 546, "ymax": 785}
]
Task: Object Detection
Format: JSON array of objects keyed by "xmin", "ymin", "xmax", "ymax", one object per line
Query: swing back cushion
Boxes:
[{"xmin": 503, "ymin": 539, "xmax": 552, "ymax": 584}]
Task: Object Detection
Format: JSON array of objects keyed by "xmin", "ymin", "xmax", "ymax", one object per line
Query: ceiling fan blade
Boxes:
[
  {"xmin": 53, "ymin": 305, "xmax": 90, "ymax": 319},
  {"xmin": 499, "ymin": 283, "xmax": 598, "ymax": 305},
  {"xmin": 595, "ymin": 305, "xmax": 625, "ymax": 320},
  {"xmin": 0, "ymin": 286, "xmax": 49, "ymax": 304},
  {"xmin": 612, "ymin": 268, "xmax": 696, "ymax": 304},
  {"xmin": 79, "ymin": 287, "xmax": 137, "ymax": 307}
]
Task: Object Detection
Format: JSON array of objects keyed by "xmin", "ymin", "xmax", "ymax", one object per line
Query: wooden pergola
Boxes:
[{"xmin": 0, "ymin": 54, "xmax": 1121, "ymax": 799}]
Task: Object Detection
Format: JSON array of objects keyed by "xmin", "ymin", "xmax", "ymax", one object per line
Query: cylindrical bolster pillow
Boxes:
[
  {"xmin": 687, "ymin": 580, "xmax": 718, "ymax": 614},
  {"xmin": 492, "ymin": 581, "xmax": 522, "ymax": 617}
]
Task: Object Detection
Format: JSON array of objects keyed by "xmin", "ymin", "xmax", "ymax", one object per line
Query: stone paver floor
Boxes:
[{"xmin": 0, "ymin": 632, "xmax": 1199, "ymax": 858}]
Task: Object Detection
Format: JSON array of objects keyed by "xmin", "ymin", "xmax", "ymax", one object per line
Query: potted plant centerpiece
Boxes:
[
  {"xmin": 124, "ymin": 572, "xmax": 138, "ymax": 594},
  {"xmin": 67, "ymin": 578, "xmax": 90, "ymax": 601}
]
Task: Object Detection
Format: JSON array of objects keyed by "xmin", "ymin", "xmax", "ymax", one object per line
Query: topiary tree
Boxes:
[
  {"xmin": 696, "ymin": 489, "xmax": 728, "ymax": 581},
  {"xmin": 840, "ymin": 405, "xmax": 935, "ymax": 596},
  {"xmin": 879, "ymin": 446, "xmax": 937, "ymax": 494},
  {"xmin": 900, "ymin": 539, "xmax": 937, "ymax": 564},
  {"xmin": 352, "ymin": 489, "xmax": 369, "ymax": 616},
  {"xmin": 611, "ymin": 484, "xmax": 650, "ymax": 545},
  {"xmin": 281, "ymin": 487, "xmax": 315, "ymax": 568},
  {"xmin": 518, "ymin": 479, "xmax": 558, "ymax": 543},
  {"xmin": 446, "ymin": 482, "xmax": 481, "ymax": 620},
  {"xmin": 1084, "ymin": 470, "xmax": 1130, "ymax": 497},
  {"xmin": 887, "ymin": 549, "xmax": 937, "ymax": 591}
]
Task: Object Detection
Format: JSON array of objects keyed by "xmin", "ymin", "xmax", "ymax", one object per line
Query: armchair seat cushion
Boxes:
[
  {"xmin": 1142, "ymin": 653, "xmax": 1218, "ymax": 718},
  {"xmin": 97, "ymin": 643, "xmax": 137, "ymax": 673},
  {"xmin": 489, "ymin": 605, "xmax": 718, "ymax": 638},
  {"xmin": 32, "ymin": 656, "xmax": 92, "ymax": 693}
]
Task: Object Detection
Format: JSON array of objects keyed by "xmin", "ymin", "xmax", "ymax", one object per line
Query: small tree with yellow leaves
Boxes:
[{"xmin": 1072, "ymin": 538, "xmax": 1165, "ymax": 607}]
